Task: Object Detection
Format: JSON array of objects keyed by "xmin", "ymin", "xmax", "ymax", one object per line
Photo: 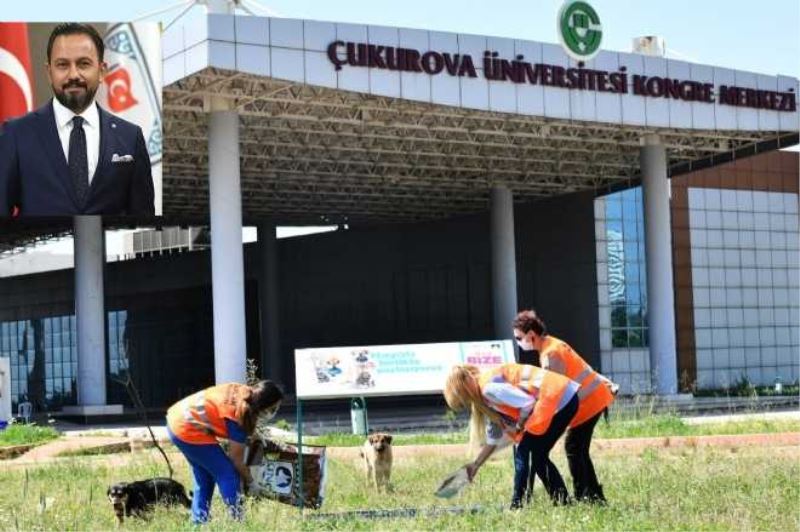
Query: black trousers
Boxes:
[
  {"xmin": 565, "ymin": 410, "xmax": 606, "ymax": 502},
  {"xmin": 512, "ymin": 394, "xmax": 579, "ymax": 505}
]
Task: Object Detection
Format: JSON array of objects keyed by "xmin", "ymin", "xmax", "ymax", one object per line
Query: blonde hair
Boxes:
[{"xmin": 444, "ymin": 365, "xmax": 503, "ymax": 456}]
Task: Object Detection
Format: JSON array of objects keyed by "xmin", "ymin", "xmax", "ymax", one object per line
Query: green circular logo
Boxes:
[{"xmin": 558, "ymin": 0, "xmax": 603, "ymax": 61}]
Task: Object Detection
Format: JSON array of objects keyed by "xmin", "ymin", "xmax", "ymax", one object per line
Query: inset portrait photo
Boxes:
[{"xmin": 0, "ymin": 22, "xmax": 162, "ymax": 217}]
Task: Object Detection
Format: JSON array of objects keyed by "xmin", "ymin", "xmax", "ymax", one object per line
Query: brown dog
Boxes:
[{"xmin": 360, "ymin": 432, "xmax": 393, "ymax": 492}]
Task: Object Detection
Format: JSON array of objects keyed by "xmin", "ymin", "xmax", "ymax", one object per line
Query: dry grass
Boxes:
[{"xmin": 0, "ymin": 439, "xmax": 797, "ymax": 531}]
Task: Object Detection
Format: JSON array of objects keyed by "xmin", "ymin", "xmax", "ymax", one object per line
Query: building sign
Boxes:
[
  {"xmin": 295, "ymin": 340, "xmax": 515, "ymax": 400},
  {"xmin": 558, "ymin": 0, "xmax": 602, "ymax": 61},
  {"xmin": 326, "ymin": 41, "xmax": 796, "ymax": 112}
]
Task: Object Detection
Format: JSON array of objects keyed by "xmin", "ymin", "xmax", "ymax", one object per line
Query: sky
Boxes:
[
  {"xmin": 1, "ymin": 0, "xmax": 798, "ymax": 77},
  {"xmin": 1, "ymin": 0, "xmax": 798, "ymax": 270}
]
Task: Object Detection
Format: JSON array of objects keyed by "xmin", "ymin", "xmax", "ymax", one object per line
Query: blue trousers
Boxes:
[{"xmin": 168, "ymin": 429, "xmax": 243, "ymax": 523}]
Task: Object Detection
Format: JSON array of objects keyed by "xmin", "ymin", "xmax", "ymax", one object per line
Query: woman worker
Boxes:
[
  {"xmin": 444, "ymin": 363, "xmax": 579, "ymax": 508},
  {"xmin": 166, "ymin": 380, "xmax": 283, "ymax": 523},
  {"xmin": 513, "ymin": 309, "xmax": 616, "ymax": 504}
]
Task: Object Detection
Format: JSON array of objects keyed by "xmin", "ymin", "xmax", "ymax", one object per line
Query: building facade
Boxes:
[{"xmin": 0, "ymin": 151, "xmax": 796, "ymax": 412}]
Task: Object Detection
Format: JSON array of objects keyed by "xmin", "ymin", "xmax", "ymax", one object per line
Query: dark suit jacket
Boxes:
[{"xmin": 0, "ymin": 101, "xmax": 155, "ymax": 217}]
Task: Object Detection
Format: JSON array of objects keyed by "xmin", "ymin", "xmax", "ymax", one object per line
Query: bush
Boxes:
[{"xmin": 0, "ymin": 423, "xmax": 60, "ymax": 447}]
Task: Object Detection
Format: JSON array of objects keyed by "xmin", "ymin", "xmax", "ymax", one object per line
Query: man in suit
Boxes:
[{"xmin": 0, "ymin": 23, "xmax": 155, "ymax": 217}]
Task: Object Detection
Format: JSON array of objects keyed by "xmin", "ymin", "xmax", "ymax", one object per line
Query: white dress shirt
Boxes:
[{"xmin": 52, "ymin": 97, "xmax": 100, "ymax": 184}]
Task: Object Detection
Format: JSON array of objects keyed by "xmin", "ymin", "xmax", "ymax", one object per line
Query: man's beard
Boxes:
[{"xmin": 53, "ymin": 81, "xmax": 97, "ymax": 114}]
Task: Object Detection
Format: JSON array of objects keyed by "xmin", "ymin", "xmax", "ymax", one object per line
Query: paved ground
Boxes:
[
  {"xmin": 682, "ymin": 409, "xmax": 800, "ymax": 424},
  {"xmin": 16, "ymin": 436, "xmax": 128, "ymax": 462}
]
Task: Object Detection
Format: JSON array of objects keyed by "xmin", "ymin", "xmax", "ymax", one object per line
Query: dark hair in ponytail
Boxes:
[{"xmin": 237, "ymin": 380, "xmax": 283, "ymax": 435}]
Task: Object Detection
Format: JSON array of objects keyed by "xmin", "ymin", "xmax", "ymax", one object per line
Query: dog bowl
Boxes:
[{"xmin": 434, "ymin": 466, "xmax": 470, "ymax": 499}]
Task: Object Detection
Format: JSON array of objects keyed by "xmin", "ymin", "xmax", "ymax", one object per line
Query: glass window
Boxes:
[
  {"xmin": 16, "ymin": 322, "xmax": 25, "ymax": 350},
  {"xmin": 606, "ymin": 219, "xmax": 623, "ymax": 239},
  {"xmin": 626, "ymin": 286, "xmax": 641, "ymax": 307},
  {"xmin": 611, "ymin": 329, "xmax": 628, "ymax": 347},
  {"xmin": 603, "ymin": 187, "xmax": 649, "ymax": 348},
  {"xmin": 606, "ymin": 198, "xmax": 622, "ymax": 220},
  {"xmin": 624, "ymin": 241, "xmax": 638, "ymax": 262},
  {"xmin": 627, "ymin": 305, "xmax": 644, "ymax": 328},
  {"xmin": 622, "ymin": 200, "xmax": 638, "ymax": 225},
  {"xmin": 9, "ymin": 322, "xmax": 17, "ymax": 351},
  {"xmin": 611, "ymin": 304, "xmax": 627, "ymax": 328},
  {"xmin": 625, "ymin": 261, "xmax": 640, "ymax": 280}
]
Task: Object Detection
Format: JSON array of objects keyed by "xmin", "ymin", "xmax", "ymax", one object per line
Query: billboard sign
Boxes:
[{"xmin": 295, "ymin": 339, "xmax": 515, "ymax": 400}]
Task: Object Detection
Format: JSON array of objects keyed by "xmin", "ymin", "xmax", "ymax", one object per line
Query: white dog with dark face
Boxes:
[{"xmin": 360, "ymin": 433, "xmax": 393, "ymax": 492}]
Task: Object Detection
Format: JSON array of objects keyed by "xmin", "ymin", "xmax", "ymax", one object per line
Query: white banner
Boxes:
[
  {"xmin": 295, "ymin": 340, "xmax": 515, "ymax": 400},
  {"xmin": 98, "ymin": 22, "xmax": 163, "ymax": 215}
]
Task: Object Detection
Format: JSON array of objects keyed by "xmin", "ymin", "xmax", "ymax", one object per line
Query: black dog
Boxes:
[{"xmin": 107, "ymin": 477, "xmax": 191, "ymax": 523}]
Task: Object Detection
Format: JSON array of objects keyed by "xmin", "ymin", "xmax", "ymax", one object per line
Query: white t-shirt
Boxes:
[{"xmin": 483, "ymin": 380, "xmax": 579, "ymax": 445}]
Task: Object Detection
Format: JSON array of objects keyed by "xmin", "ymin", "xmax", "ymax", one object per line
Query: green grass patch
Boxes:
[
  {"xmin": 598, "ymin": 412, "xmax": 800, "ymax": 439},
  {"xmin": 306, "ymin": 415, "xmax": 799, "ymax": 447},
  {"xmin": 0, "ymin": 443, "xmax": 797, "ymax": 530},
  {"xmin": 692, "ymin": 379, "xmax": 799, "ymax": 398},
  {"xmin": 0, "ymin": 424, "xmax": 60, "ymax": 447}
]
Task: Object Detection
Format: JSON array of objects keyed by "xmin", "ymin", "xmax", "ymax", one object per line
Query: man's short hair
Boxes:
[{"xmin": 46, "ymin": 23, "xmax": 104, "ymax": 63}]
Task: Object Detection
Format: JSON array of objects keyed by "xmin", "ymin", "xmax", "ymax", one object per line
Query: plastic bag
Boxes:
[
  {"xmin": 434, "ymin": 466, "xmax": 470, "ymax": 499},
  {"xmin": 245, "ymin": 438, "xmax": 327, "ymax": 509}
]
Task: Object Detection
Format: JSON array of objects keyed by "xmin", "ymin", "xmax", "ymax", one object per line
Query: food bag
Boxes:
[
  {"xmin": 245, "ymin": 438, "xmax": 327, "ymax": 509},
  {"xmin": 434, "ymin": 466, "xmax": 470, "ymax": 499}
]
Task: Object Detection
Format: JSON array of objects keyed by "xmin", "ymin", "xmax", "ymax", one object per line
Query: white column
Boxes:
[
  {"xmin": 490, "ymin": 186, "xmax": 519, "ymax": 344},
  {"xmin": 209, "ymin": 96, "xmax": 247, "ymax": 384},
  {"xmin": 257, "ymin": 221, "xmax": 282, "ymax": 385},
  {"xmin": 640, "ymin": 134, "xmax": 678, "ymax": 394},
  {"xmin": 73, "ymin": 215, "xmax": 107, "ymax": 406}
]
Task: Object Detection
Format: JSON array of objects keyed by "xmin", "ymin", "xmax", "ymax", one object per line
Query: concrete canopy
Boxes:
[
  {"xmin": 163, "ymin": 68, "xmax": 793, "ymax": 225},
  {"xmin": 2, "ymin": 13, "xmax": 799, "ymax": 252},
  {"xmin": 160, "ymin": 14, "xmax": 800, "ymax": 225}
]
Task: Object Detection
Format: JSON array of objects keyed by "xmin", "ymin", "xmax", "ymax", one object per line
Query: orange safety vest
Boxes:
[
  {"xmin": 539, "ymin": 336, "xmax": 614, "ymax": 428},
  {"xmin": 167, "ymin": 383, "xmax": 246, "ymax": 444},
  {"xmin": 478, "ymin": 363, "xmax": 575, "ymax": 440}
]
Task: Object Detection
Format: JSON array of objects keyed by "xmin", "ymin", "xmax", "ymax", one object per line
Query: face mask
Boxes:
[{"xmin": 262, "ymin": 403, "xmax": 280, "ymax": 421}]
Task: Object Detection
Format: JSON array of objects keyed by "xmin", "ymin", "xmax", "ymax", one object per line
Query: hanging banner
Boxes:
[
  {"xmin": 98, "ymin": 22, "xmax": 163, "ymax": 214},
  {"xmin": 295, "ymin": 339, "xmax": 515, "ymax": 400}
]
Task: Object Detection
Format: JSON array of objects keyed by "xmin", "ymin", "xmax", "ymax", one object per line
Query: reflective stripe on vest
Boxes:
[
  {"xmin": 577, "ymin": 375, "xmax": 604, "ymax": 400},
  {"xmin": 515, "ymin": 365, "xmax": 540, "ymax": 420},
  {"xmin": 518, "ymin": 365, "xmax": 543, "ymax": 397},
  {"xmin": 183, "ymin": 392, "xmax": 215, "ymax": 436},
  {"xmin": 516, "ymin": 370, "xmax": 535, "ymax": 422},
  {"xmin": 573, "ymin": 367, "xmax": 593, "ymax": 386}
]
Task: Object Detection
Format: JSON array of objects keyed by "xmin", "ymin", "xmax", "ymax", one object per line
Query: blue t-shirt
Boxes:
[{"xmin": 224, "ymin": 418, "xmax": 247, "ymax": 443}]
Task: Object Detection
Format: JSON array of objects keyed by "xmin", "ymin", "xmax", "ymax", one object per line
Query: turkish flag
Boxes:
[
  {"xmin": 104, "ymin": 67, "xmax": 138, "ymax": 113},
  {"xmin": 0, "ymin": 22, "xmax": 34, "ymax": 124}
]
